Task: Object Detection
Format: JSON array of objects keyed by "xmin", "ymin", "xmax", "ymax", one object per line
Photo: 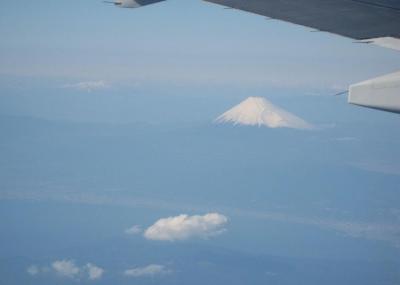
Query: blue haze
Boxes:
[{"xmin": 0, "ymin": 0, "xmax": 400, "ymax": 284}]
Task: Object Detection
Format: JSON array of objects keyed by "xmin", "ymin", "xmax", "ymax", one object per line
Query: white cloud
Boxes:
[
  {"xmin": 85, "ymin": 263, "xmax": 104, "ymax": 280},
  {"xmin": 27, "ymin": 265, "xmax": 39, "ymax": 276},
  {"xmin": 52, "ymin": 260, "xmax": 80, "ymax": 278},
  {"xmin": 124, "ymin": 264, "xmax": 171, "ymax": 277},
  {"xmin": 28, "ymin": 260, "xmax": 104, "ymax": 280},
  {"xmin": 144, "ymin": 213, "xmax": 228, "ymax": 241},
  {"xmin": 62, "ymin": 81, "xmax": 109, "ymax": 92},
  {"xmin": 125, "ymin": 225, "xmax": 142, "ymax": 235},
  {"xmin": 7, "ymin": 191, "xmax": 400, "ymax": 247}
]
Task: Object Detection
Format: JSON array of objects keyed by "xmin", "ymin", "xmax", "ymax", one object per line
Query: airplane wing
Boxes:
[
  {"xmin": 105, "ymin": 0, "xmax": 166, "ymax": 8},
  {"xmin": 111, "ymin": 0, "xmax": 400, "ymax": 114},
  {"xmin": 202, "ymin": 0, "xmax": 400, "ymax": 114},
  {"xmin": 203, "ymin": 0, "xmax": 400, "ymax": 41}
]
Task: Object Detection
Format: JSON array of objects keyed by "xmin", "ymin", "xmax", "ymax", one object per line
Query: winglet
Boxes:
[
  {"xmin": 104, "ymin": 0, "xmax": 166, "ymax": 8},
  {"xmin": 348, "ymin": 71, "xmax": 400, "ymax": 114}
]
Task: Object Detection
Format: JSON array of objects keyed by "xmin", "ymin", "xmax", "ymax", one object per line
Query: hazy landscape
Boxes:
[{"xmin": 1, "ymin": 0, "xmax": 400, "ymax": 283}]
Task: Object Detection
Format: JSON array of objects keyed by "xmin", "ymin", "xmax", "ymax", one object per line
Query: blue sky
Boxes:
[
  {"xmin": 1, "ymin": 0, "xmax": 400, "ymax": 125},
  {"xmin": 1, "ymin": 0, "xmax": 400, "ymax": 89}
]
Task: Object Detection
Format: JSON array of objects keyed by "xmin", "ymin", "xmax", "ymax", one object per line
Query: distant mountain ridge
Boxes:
[{"xmin": 215, "ymin": 97, "xmax": 313, "ymax": 130}]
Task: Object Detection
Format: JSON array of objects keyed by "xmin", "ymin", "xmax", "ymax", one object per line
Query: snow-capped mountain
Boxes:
[{"xmin": 215, "ymin": 97, "xmax": 313, "ymax": 130}]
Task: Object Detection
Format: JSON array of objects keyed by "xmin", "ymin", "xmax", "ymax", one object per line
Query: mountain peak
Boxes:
[{"xmin": 215, "ymin": 96, "xmax": 313, "ymax": 130}]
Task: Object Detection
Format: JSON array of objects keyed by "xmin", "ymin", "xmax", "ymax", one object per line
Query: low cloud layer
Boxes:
[
  {"xmin": 124, "ymin": 264, "xmax": 171, "ymax": 277},
  {"xmin": 8, "ymin": 190, "xmax": 400, "ymax": 247},
  {"xmin": 52, "ymin": 260, "xmax": 80, "ymax": 278},
  {"xmin": 27, "ymin": 265, "xmax": 40, "ymax": 276},
  {"xmin": 86, "ymin": 263, "xmax": 104, "ymax": 280},
  {"xmin": 351, "ymin": 161, "xmax": 400, "ymax": 176},
  {"xmin": 27, "ymin": 260, "xmax": 104, "ymax": 280},
  {"xmin": 62, "ymin": 81, "xmax": 109, "ymax": 92},
  {"xmin": 144, "ymin": 213, "xmax": 228, "ymax": 241},
  {"xmin": 125, "ymin": 225, "xmax": 142, "ymax": 235}
]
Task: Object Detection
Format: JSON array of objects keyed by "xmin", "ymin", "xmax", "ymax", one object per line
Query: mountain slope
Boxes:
[{"xmin": 215, "ymin": 97, "xmax": 313, "ymax": 130}]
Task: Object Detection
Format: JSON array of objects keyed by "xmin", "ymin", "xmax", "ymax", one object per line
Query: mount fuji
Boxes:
[{"xmin": 215, "ymin": 97, "xmax": 313, "ymax": 130}]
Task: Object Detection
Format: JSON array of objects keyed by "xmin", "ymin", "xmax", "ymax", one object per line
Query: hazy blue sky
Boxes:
[
  {"xmin": 1, "ymin": 0, "xmax": 400, "ymax": 89},
  {"xmin": 1, "ymin": 1, "xmax": 400, "ymax": 284},
  {"xmin": 1, "ymin": 0, "xmax": 400, "ymax": 124}
]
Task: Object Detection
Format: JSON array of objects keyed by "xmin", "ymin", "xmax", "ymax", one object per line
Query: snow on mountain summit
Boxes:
[{"xmin": 215, "ymin": 97, "xmax": 313, "ymax": 130}]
